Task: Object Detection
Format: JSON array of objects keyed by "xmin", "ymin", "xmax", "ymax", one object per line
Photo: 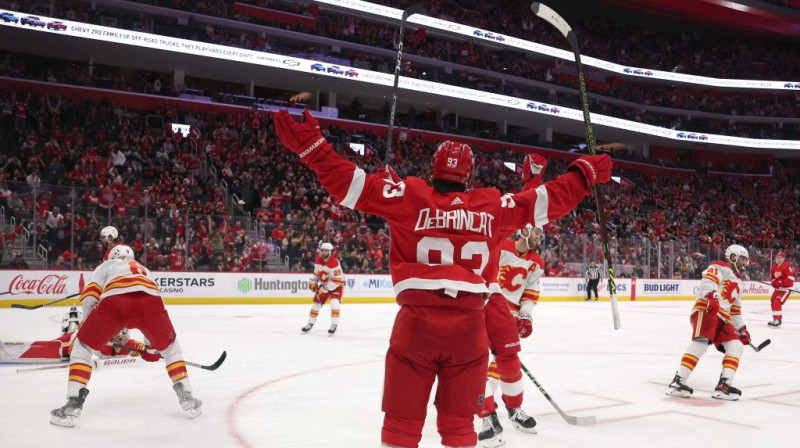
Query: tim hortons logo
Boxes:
[
  {"xmin": 742, "ymin": 283, "xmax": 770, "ymax": 295},
  {"xmin": 8, "ymin": 274, "xmax": 68, "ymax": 295}
]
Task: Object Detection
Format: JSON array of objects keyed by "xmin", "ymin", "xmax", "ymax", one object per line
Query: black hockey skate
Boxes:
[
  {"xmin": 506, "ymin": 405, "xmax": 537, "ymax": 434},
  {"xmin": 478, "ymin": 412, "xmax": 505, "ymax": 448},
  {"xmin": 666, "ymin": 372, "xmax": 693, "ymax": 398},
  {"xmin": 712, "ymin": 377, "xmax": 741, "ymax": 401},
  {"xmin": 328, "ymin": 324, "xmax": 337, "ymax": 335},
  {"xmin": 301, "ymin": 323, "xmax": 314, "ymax": 334},
  {"xmin": 51, "ymin": 388, "xmax": 89, "ymax": 427},
  {"xmin": 767, "ymin": 319, "xmax": 782, "ymax": 328},
  {"xmin": 174, "ymin": 382, "xmax": 203, "ymax": 418}
]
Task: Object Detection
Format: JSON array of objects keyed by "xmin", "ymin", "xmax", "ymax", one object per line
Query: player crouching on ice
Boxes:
[
  {"xmin": 51, "ymin": 245, "xmax": 202, "ymax": 427},
  {"xmin": 667, "ymin": 244, "xmax": 751, "ymax": 401},
  {"xmin": 301, "ymin": 241, "xmax": 345, "ymax": 335}
]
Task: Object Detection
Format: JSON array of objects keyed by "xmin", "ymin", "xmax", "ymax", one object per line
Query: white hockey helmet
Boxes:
[
  {"xmin": 320, "ymin": 242, "xmax": 334, "ymax": 252},
  {"xmin": 112, "ymin": 328, "xmax": 130, "ymax": 345},
  {"xmin": 725, "ymin": 244, "xmax": 749, "ymax": 266},
  {"xmin": 100, "ymin": 226, "xmax": 118, "ymax": 242},
  {"xmin": 108, "ymin": 244, "xmax": 135, "ymax": 261}
]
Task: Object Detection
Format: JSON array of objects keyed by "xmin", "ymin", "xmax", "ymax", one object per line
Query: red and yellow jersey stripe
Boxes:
[
  {"xmin": 521, "ymin": 289, "xmax": 539, "ymax": 304},
  {"xmin": 79, "ymin": 282, "xmax": 102, "ymax": 303},
  {"xmin": 702, "ymin": 271, "xmax": 720, "ymax": 284},
  {"xmin": 100, "ymin": 275, "xmax": 160, "ymax": 299}
]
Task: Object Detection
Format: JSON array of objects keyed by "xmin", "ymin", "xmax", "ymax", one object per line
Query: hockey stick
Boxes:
[
  {"xmin": 10, "ymin": 292, "xmax": 80, "ymax": 310},
  {"xmin": 716, "ymin": 313, "xmax": 771, "ymax": 353},
  {"xmin": 530, "ymin": 2, "xmax": 621, "ymax": 330},
  {"xmin": 756, "ymin": 280, "xmax": 800, "ymax": 295},
  {"xmin": 749, "ymin": 339, "xmax": 771, "ymax": 352},
  {"xmin": 0, "ymin": 291, "xmax": 13, "ymax": 296},
  {"xmin": 16, "ymin": 357, "xmax": 144, "ymax": 374},
  {"xmin": 113, "ymin": 342, "xmax": 227, "ymax": 371},
  {"xmin": 385, "ymin": 3, "xmax": 426, "ymax": 165},
  {"xmin": 520, "ymin": 362, "xmax": 597, "ymax": 426}
]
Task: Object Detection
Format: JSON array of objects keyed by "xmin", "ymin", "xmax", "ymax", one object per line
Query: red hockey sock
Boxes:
[
  {"xmin": 478, "ymin": 395, "xmax": 496, "ymax": 418},
  {"xmin": 437, "ymin": 412, "xmax": 476, "ymax": 448},
  {"xmin": 382, "ymin": 414, "xmax": 424, "ymax": 448}
]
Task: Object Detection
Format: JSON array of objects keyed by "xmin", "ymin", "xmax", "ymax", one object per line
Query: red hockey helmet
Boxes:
[
  {"xmin": 432, "ymin": 141, "xmax": 474, "ymax": 185},
  {"xmin": 776, "ymin": 252, "xmax": 786, "ymax": 258}
]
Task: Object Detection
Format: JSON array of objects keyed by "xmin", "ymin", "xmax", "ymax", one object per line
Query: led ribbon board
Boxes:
[
  {"xmin": 315, "ymin": 0, "xmax": 800, "ymax": 91},
  {"xmin": 2, "ymin": 11, "xmax": 798, "ymax": 150}
]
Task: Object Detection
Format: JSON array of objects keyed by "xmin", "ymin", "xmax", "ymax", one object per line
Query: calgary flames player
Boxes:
[
  {"xmin": 51, "ymin": 245, "xmax": 201, "ymax": 427},
  {"xmin": 301, "ymin": 242, "xmax": 345, "ymax": 335},
  {"xmin": 478, "ymin": 224, "xmax": 544, "ymax": 448},
  {"xmin": 769, "ymin": 252, "xmax": 794, "ymax": 327},
  {"xmin": 667, "ymin": 244, "xmax": 751, "ymax": 401},
  {"xmin": 479, "ymin": 224, "xmax": 545, "ymax": 446},
  {"xmin": 100, "ymin": 226, "xmax": 122, "ymax": 260},
  {"xmin": 274, "ymin": 110, "xmax": 611, "ymax": 448},
  {"xmin": 479, "ymin": 153, "xmax": 547, "ymax": 447}
]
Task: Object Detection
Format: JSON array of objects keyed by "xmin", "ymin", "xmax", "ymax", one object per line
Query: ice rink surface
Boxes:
[{"xmin": 1, "ymin": 299, "xmax": 798, "ymax": 448}]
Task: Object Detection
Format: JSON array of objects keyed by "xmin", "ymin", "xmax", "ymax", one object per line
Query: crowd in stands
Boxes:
[
  {"xmin": 3, "ymin": 0, "xmax": 799, "ymax": 141},
  {"xmin": 1, "ymin": 85, "xmax": 798, "ymax": 282}
]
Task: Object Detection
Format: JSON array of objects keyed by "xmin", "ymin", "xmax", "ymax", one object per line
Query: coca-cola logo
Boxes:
[{"xmin": 7, "ymin": 274, "xmax": 68, "ymax": 295}]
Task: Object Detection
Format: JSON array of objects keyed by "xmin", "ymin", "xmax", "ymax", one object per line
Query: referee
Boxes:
[{"xmin": 586, "ymin": 261, "xmax": 602, "ymax": 301}]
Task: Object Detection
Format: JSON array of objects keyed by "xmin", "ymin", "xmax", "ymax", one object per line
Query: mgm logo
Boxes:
[{"xmin": 237, "ymin": 278, "xmax": 253, "ymax": 294}]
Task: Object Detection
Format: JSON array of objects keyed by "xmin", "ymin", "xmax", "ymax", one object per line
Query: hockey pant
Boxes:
[
  {"xmin": 65, "ymin": 292, "xmax": 193, "ymax": 398},
  {"xmin": 382, "ymin": 301, "xmax": 488, "ymax": 448}
]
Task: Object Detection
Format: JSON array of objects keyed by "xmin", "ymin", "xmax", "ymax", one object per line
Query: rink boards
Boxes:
[{"xmin": 0, "ymin": 270, "xmax": 793, "ymax": 307}]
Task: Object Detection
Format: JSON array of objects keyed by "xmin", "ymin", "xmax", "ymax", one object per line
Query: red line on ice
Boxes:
[{"xmin": 226, "ymin": 359, "xmax": 379, "ymax": 448}]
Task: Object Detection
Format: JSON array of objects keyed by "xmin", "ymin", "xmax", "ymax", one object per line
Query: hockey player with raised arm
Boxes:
[
  {"xmin": 301, "ymin": 241, "xmax": 346, "ymax": 335},
  {"xmin": 478, "ymin": 154, "xmax": 547, "ymax": 447},
  {"xmin": 768, "ymin": 251, "xmax": 794, "ymax": 327},
  {"xmin": 50, "ymin": 245, "xmax": 202, "ymax": 427},
  {"xmin": 667, "ymin": 244, "xmax": 751, "ymax": 401},
  {"xmin": 274, "ymin": 110, "xmax": 611, "ymax": 448}
]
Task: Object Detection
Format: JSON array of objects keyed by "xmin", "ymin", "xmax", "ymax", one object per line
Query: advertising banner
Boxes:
[{"xmin": 0, "ymin": 271, "xmax": 790, "ymax": 307}]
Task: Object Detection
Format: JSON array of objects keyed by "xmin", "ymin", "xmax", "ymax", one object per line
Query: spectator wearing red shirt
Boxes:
[{"xmin": 271, "ymin": 224, "xmax": 286, "ymax": 242}]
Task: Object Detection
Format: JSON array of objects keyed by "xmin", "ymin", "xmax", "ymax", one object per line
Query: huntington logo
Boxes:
[{"xmin": 237, "ymin": 278, "xmax": 253, "ymax": 294}]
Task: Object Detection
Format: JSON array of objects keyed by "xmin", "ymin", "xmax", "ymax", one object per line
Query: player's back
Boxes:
[
  {"xmin": 95, "ymin": 258, "xmax": 160, "ymax": 299},
  {"xmin": 383, "ymin": 177, "xmax": 516, "ymax": 305}
]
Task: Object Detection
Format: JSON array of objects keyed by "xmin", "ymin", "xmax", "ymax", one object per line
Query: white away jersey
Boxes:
[
  {"xmin": 312, "ymin": 256, "xmax": 345, "ymax": 291},
  {"xmin": 79, "ymin": 258, "xmax": 160, "ymax": 303},
  {"xmin": 496, "ymin": 239, "xmax": 543, "ymax": 314},
  {"xmin": 692, "ymin": 261, "xmax": 744, "ymax": 328}
]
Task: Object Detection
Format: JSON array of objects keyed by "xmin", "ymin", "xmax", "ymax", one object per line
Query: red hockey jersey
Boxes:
[
  {"xmin": 305, "ymin": 150, "xmax": 590, "ymax": 306},
  {"xmin": 771, "ymin": 262, "xmax": 795, "ymax": 289}
]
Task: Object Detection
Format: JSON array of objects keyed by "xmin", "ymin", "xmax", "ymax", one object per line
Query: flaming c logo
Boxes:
[
  {"xmin": 721, "ymin": 280, "xmax": 740, "ymax": 303},
  {"xmin": 498, "ymin": 265, "xmax": 528, "ymax": 292}
]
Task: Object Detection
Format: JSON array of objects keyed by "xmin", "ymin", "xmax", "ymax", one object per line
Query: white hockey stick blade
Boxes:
[
  {"xmin": 569, "ymin": 415, "xmax": 597, "ymax": 426},
  {"xmin": 530, "ymin": 3, "xmax": 572, "ymax": 38},
  {"xmin": 551, "ymin": 400, "xmax": 597, "ymax": 426},
  {"xmin": 610, "ymin": 294, "xmax": 621, "ymax": 329}
]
